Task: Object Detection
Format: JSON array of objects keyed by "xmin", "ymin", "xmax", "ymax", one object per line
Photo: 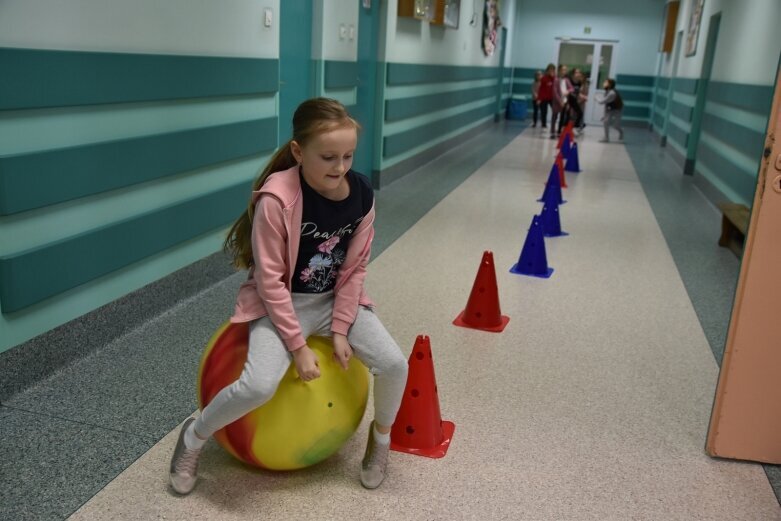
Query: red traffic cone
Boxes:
[
  {"xmin": 453, "ymin": 251, "xmax": 510, "ymax": 332},
  {"xmin": 390, "ymin": 335, "xmax": 455, "ymax": 458},
  {"xmin": 556, "ymin": 153, "xmax": 567, "ymax": 188}
]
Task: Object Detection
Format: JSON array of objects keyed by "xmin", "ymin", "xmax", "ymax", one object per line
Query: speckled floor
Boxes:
[{"xmin": 65, "ymin": 126, "xmax": 781, "ymax": 520}]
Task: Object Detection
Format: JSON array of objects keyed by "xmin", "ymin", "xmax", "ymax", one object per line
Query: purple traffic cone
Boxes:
[
  {"xmin": 541, "ymin": 195, "xmax": 569, "ymax": 237},
  {"xmin": 510, "ymin": 215, "xmax": 554, "ymax": 278},
  {"xmin": 565, "ymin": 142, "xmax": 581, "ymax": 172}
]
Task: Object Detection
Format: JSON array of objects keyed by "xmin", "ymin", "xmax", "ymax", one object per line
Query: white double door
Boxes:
[{"xmin": 554, "ymin": 39, "xmax": 618, "ymax": 126}]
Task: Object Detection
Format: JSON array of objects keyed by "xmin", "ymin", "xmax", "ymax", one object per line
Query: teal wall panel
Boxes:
[
  {"xmin": 620, "ymin": 90, "xmax": 652, "ymax": 103},
  {"xmin": 385, "ymin": 85, "xmax": 497, "ymax": 121},
  {"xmin": 0, "ymin": 118, "xmax": 277, "ymax": 215},
  {"xmin": 701, "ymin": 112, "xmax": 765, "ymax": 160},
  {"xmin": 706, "ymin": 81, "xmax": 774, "ymax": 115},
  {"xmin": 324, "ymin": 60, "xmax": 359, "ymax": 89},
  {"xmin": 697, "ymin": 141, "xmax": 757, "ymax": 204},
  {"xmin": 512, "ymin": 67, "xmax": 537, "ymax": 79},
  {"xmin": 383, "ymin": 102, "xmax": 494, "ymax": 158},
  {"xmin": 655, "ymin": 95, "xmax": 667, "ymax": 110},
  {"xmin": 0, "ymin": 47, "xmax": 278, "ymax": 110},
  {"xmin": 671, "ymin": 101, "xmax": 694, "ymax": 122},
  {"xmin": 617, "ymin": 74, "xmax": 654, "ymax": 87},
  {"xmin": 623, "ymin": 105, "xmax": 650, "ymax": 119},
  {"xmin": 387, "ymin": 63, "xmax": 498, "ymax": 85},
  {"xmin": 673, "ymin": 78, "xmax": 699, "ymax": 95},
  {"xmin": 668, "ymin": 123, "xmax": 689, "ymax": 148},
  {"xmin": 657, "ymin": 76, "xmax": 671, "ymax": 90},
  {"xmin": 653, "ymin": 111, "xmax": 665, "ymax": 128},
  {"xmin": 0, "ymin": 182, "xmax": 249, "ymax": 313}
]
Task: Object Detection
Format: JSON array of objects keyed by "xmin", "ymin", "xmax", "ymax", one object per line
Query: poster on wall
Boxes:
[
  {"xmin": 482, "ymin": 0, "xmax": 501, "ymax": 56},
  {"xmin": 685, "ymin": 0, "xmax": 705, "ymax": 57}
]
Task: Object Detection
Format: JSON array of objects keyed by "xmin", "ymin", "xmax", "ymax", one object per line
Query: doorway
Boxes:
[
  {"xmin": 279, "ymin": 3, "xmax": 314, "ymax": 141},
  {"xmin": 555, "ymin": 39, "xmax": 618, "ymax": 126}
]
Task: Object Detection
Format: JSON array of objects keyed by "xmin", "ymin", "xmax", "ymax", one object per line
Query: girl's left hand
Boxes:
[{"xmin": 332, "ymin": 333, "xmax": 353, "ymax": 370}]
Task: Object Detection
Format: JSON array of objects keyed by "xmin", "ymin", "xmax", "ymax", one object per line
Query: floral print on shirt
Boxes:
[{"xmin": 299, "ymin": 236, "xmax": 347, "ymax": 292}]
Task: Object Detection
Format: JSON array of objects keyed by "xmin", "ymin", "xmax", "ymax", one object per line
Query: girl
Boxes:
[
  {"xmin": 552, "ymin": 64, "xmax": 574, "ymax": 139},
  {"xmin": 537, "ymin": 64, "xmax": 556, "ymax": 131},
  {"xmin": 531, "ymin": 70, "xmax": 542, "ymax": 128},
  {"xmin": 596, "ymin": 78, "xmax": 624, "ymax": 142},
  {"xmin": 169, "ymin": 98, "xmax": 409, "ymax": 495}
]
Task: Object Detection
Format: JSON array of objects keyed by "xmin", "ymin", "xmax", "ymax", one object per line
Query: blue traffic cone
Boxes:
[
  {"xmin": 565, "ymin": 142, "xmax": 581, "ymax": 172},
  {"xmin": 537, "ymin": 163, "xmax": 566, "ymax": 205},
  {"xmin": 560, "ymin": 132, "xmax": 571, "ymax": 156},
  {"xmin": 541, "ymin": 197, "xmax": 569, "ymax": 237},
  {"xmin": 510, "ymin": 215, "xmax": 554, "ymax": 278}
]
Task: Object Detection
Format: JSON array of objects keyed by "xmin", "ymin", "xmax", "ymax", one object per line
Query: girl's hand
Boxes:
[
  {"xmin": 332, "ymin": 333, "xmax": 354, "ymax": 370},
  {"xmin": 292, "ymin": 345, "xmax": 321, "ymax": 381}
]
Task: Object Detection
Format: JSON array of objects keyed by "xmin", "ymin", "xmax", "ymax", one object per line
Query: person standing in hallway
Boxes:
[
  {"xmin": 537, "ymin": 63, "xmax": 556, "ymax": 131},
  {"xmin": 531, "ymin": 70, "xmax": 542, "ymax": 127},
  {"xmin": 552, "ymin": 64, "xmax": 574, "ymax": 139},
  {"xmin": 596, "ymin": 78, "xmax": 624, "ymax": 142},
  {"xmin": 169, "ymin": 98, "xmax": 408, "ymax": 495},
  {"xmin": 569, "ymin": 68, "xmax": 586, "ymax": 132}
]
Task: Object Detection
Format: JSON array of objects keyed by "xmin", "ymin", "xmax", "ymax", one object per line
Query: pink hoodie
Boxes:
[{"xmin": 230, "ymin": 165, "xmax": 375, "ymax": 351}]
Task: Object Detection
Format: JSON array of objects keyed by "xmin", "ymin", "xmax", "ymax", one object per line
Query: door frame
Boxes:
[{"xmin": 554, "ymin": 38, "xmax": 619, "ymax": 126}]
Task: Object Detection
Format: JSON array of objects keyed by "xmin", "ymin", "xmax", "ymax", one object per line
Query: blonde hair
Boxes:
[{"xmin": 223, "ymin": 98, "xmax": 360, "ymax": 269}]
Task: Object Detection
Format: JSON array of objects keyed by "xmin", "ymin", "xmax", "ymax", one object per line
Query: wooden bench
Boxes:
[{"xmin": 717, "ymin": 202, "xmax": 750, "ymax": 257}]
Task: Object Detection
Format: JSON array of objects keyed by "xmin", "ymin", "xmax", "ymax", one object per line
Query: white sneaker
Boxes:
[
  {"xmin": 169, "ymin": 418, "xmax": 202, "ymax": 495},
  {"xmin": 360, "ymin": 423, "xmax": 390, "ymax": 489}
]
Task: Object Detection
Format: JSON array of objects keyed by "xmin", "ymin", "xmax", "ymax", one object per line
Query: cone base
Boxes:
[
  {"xmin": 543, "ymin": 231, "xmax": 569, "ymax": 238},
  {"xmin": 390, "ymin": 420, "xmax": 455, "ymax": 459},
  {"xmin": 453, "ymin": 311, "xmax": 510, "ymax": 333},
  {"xmin": 510, "ymin": 263, "xmax": 554, "ymax": 279},
  {"xmin": 565, "ymin": 167, "xmax": 581, "ymax": 173}
]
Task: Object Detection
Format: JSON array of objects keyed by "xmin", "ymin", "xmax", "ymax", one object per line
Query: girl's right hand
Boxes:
[{"xmin": 292, "ymin": 345, "xmax": 321, "ymax": 382}]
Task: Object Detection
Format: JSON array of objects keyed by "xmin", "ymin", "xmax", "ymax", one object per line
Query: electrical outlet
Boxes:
[
  {"xmin": 339, "ymin": 24, "xmax": 347, "ymax": 40},
  {"xmin": 349, "ymin": 24, "xmax": 356, "ymax": 41},
  {"xmin": 263, "ymin": 8, "xmax": 272, "ymax": 27}
]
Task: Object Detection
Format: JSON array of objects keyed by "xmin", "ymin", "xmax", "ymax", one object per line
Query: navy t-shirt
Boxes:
[{"xmin": 291, "ymin": 170, "xmax": 373, "ymax": 293}]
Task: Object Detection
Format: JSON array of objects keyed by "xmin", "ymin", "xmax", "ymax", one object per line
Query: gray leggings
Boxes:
[
  {"xmin": 603, "ymin": 109, "xmax": 623, "ymax": 139},
  {"xmin": 194, "ymin": 291, "xmax": 408, "ymax": 438}
]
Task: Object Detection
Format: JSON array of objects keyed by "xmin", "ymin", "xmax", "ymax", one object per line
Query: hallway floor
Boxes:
[{"xmin": 2, "ymin": 123, "xmax": 780, "ymax": 520}]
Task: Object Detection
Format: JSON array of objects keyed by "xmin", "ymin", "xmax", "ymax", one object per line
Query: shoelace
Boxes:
[{"xmin": 175, "ymin": 448, "xmax": 201, "ymax": 475}]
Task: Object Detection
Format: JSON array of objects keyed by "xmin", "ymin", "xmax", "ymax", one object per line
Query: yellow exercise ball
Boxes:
[{"xmin": 197, "ymin": 322, "xmax": 369, "ymax": 470}]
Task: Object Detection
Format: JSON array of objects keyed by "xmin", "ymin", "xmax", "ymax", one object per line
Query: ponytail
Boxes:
[{"xmin": 223, "ymin": 141, "xmax": 297, "ymax": 269}]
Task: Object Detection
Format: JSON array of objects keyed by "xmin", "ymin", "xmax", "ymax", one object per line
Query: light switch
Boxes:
[
  {"xmin": 349, "ymin": 25, "xmax": 356, "ymax": 40},
  {"xmin": 339, "ymin": 24, "xmax": 347, "ymax": 40},
  {"xmin": 264, "ymin": 8, "xmax": 272, "ymax": 27}
]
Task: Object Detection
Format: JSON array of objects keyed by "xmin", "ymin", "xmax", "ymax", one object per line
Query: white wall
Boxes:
[
  {"xmin": 0, "ymin": 0, "xmax": 279, "ymax": 58},
  {"xmin": 383, "ymin": 0, "xmax": 507, "ymax": 66},
  {"xmin": 312, "ymin": 0, "xmax": 359, "ymax": 61},
  {"xmin": 668, "ymin": 0, "xmax": 781, "ymax": 83},
  {"xmin": 511, "ymin": 0, "xmax": 665, "ymax": 75}
]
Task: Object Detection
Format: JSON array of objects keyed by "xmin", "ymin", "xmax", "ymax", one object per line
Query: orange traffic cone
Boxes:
[
  {"xmin": 556, "ymin": 153, "xmax": 567, "ymax": 188},
  {"xmin": 390, "ymin": 335, "xmax": 455, "ymax": 458},
  {"xmin": 453, "ymin": 251, "xmax": 510, "ymax": 332},
  {"xmin": 556, "ymin": 121, "xmax": 575, "ymax": 149}
]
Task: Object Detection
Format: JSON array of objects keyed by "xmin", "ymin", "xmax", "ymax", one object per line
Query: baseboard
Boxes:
[
  {"xmin": 0, "ymin": 250, "xmax": 237, "ymax": 401},
  {"xmin": 374, "ymin": 117, "xmax": 500, "ymax": 189},
  {"xmin": 667, "ymin": 143, "xmax": 686, "ymax": 170}
]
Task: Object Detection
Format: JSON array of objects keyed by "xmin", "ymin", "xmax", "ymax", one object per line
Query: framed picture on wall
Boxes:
[
  {"xmin": 444, "ymin": 0, "xmax": 460, "ymax": 28},
  {"xmin": 685, "ymin": 0, "xmax": 705, "ymax": 57}
]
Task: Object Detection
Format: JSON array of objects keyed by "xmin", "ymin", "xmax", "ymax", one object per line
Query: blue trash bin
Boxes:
[{"xmin": 506, "ymin": 98, "xmax": 528, "ymax": 120}]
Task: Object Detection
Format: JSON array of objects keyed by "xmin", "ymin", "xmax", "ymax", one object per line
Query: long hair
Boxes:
[{"xmin": 223, "ymin": 98, "xmax": 360, "ymax": 269}]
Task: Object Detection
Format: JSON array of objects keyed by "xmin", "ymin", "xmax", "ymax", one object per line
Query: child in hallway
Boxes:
[
  {"xmin": 531, "ymin": 70, "xmax": 542, "ymax": 127},
  {"xmin": 568, "ymin": 68, "xmax": 586, "ymax": 132},
  {"xmin": 169, "ymin": 98, "xmax": 408, "ymax": 495},
  {"xmin": 552, "ymin": 64, "xmax": 574, "ymax": 139},
  {"xmin": 537, "ymin": 64, "xmax": 556, "ymax": 131},
  {"xmin": 596, "ymin": 78, "xmax": 624, "ymax": 142}
]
